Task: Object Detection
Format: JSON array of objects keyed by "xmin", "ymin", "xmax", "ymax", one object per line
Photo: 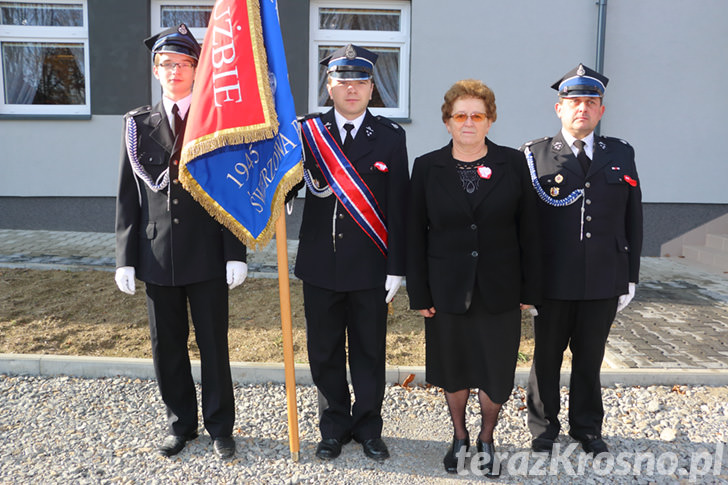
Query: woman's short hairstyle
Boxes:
[{"xmin": 441, "ymin": 79, "xmax": 497, "ymax": 123}]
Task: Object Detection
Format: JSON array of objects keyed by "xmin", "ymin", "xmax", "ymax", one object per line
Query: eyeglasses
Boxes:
[
  {"xmin": 450, "ymin": 112, "xmax": 487, "ymax": 123},
  {"xmin": 156, "ymin": 61, "xmax": 196, "ymax": 71}
]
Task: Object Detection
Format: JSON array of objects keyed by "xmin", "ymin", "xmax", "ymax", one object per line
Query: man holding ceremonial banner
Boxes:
[{"xmin": 296, "ymin": 44, "xmax": 409, "ymax": 461}]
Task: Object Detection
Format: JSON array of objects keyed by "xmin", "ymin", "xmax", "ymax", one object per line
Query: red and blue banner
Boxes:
[{"xmin": 180, "ymin": 0, "xmax": 302, "ymax": 249}]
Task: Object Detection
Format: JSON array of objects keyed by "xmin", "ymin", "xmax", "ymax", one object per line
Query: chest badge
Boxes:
[
  {"xmin": 623, "ymin": 175, "xmax": 638, "ymax": 187},
  {"xmin": 373, "ymin": 161, "xmax": 388, "ymax": 172},
  {"xmin": 477, "ymin": 166, "xmax": 492, "ymax": 179},
  {"xmin": 555, "ymin": 174, "xmax": 564, "ymax": 184},
  {"xmin": 550, "ymin": 187, "xmax": 560, "ymax": 197}
]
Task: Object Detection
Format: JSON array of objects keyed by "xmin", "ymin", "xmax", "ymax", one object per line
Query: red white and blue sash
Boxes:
[{"xmin": 301, "ymin": 117, "xmax": 388, "ymax": 256}]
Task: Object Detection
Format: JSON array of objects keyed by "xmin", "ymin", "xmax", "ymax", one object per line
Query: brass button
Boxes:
[
  {"xmin": 585, "ymin": 232, "xmax": 592, "ymax": 238},
  {"xmin": 586, "ymin": 215, "xmax": 592, "ymax": 222},
  {"xmin": 585, "ymin": 182, "xmax": 591, "ymax": 188},
  {"xmin": 172, "ymin": 199, "xmax": 179, "ymax": 205},
  {"xmin": 471, "ymin": 251, "xmax": 478, "ymax": 257},
  {"xmin": 338, "ymin": 213, "xmax": 344, "ymax": 220},
  {"xmin": 337, "ymin": 233, "xmax": 343, "ymax": 239},
  {"xmin": 173, "ymin": 160, "xmax": 179, "ymax": 166},
  {"xmin": 173, "ymin": 218, "xmax": 180, "ymax": 224},
  {"xmin": 586, "ymin": 199, "xmax": 592, "ymax": 205},
  {"xmin": 172, "ymin": 178, "xmax": 179, "ymax": 184}
]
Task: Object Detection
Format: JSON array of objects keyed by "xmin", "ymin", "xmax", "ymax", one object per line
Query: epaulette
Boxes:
[
  {"xmin": 523, "ymin": 136, "xmax": 550, "ymax": 147},
  {"xmin": 124, "ymin": 105, "xmax": 152, "ymax": 119},
  {"xmin": 297, "ymin": 112, "xmax": 322, "ymax": 122},
  {"xmin": 599, "ymin": 135, "xmax": 632, "ymax": 147},
  {"xmin": 375, "ymin": 115, "xmax": 402, "ymax": 131}
]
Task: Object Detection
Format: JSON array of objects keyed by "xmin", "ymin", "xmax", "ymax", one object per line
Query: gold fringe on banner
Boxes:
[
  {"xmin": 180, "ymin": 0, "xmax": 278, "ymax": 166},
  {"xmin": 179, "ymin": 161, "xmax": 303, "ymax": 250}
]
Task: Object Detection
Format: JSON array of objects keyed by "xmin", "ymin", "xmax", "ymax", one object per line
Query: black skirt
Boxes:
[{"xmin": 425, "ymin": 290, "xmax": 521, "ymax": 404}]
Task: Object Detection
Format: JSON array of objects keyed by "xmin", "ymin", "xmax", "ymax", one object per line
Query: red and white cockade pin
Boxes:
[
  {"xmin": 477, "ymin": 166, "xmax": 492, "ymax": 179},
  {"xmin": 611, "ymin": 166, "xmax": 621, "ymax": 170},
  {"xmin": 623, "ymin": 175, "xmax": 638, "ymax": 187},
  {"xmin": 373, "ymin": 161, "xmax": 388, "ymax": 172}
]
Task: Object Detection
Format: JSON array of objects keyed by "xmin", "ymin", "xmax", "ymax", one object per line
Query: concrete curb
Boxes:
[{"xmin": 2, "ymin": 353, "xmax": 728, "ymax": 387}]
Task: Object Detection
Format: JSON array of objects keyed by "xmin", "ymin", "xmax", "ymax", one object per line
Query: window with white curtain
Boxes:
[
  {"xmin": 150, "ymin": 0, "xmax": 213, "ymax": 105},
  {"xmin": 0, "ymin": 0, "xmax": 89, "ymax": 115},
  {"xmin": 309, "ymin": 0, "xmax": 411, "ymax": 119}
]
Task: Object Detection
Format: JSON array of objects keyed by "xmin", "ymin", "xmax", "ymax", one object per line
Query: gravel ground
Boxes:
[{"xmin": 1, "ymin": 375, "xmax": 727, "ymax": 484}]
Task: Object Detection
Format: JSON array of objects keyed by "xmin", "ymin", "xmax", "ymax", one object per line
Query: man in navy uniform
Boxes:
[
  {"xmin": 521, "ymin": 64, "xmax": 642, "ymax": 455},
  {"xmin": 295, "ymin": 44, "xmax": 409, "ymax": 461},
  {"xmin": 114, "ymin": 24, "xmax": 247, "ymax": 459}
]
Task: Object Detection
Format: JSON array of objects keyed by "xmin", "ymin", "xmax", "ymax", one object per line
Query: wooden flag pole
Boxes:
[{"xmin": 275, "ymin": 208, "xmax": 300, "ymax": 461}]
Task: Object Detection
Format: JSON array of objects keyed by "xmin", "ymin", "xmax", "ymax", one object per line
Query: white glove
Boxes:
[
  {"xmin": 226, "ymin": 261, "xmax": 248, "ymax": 290},
  {"xmin": 384, "ymin": 275, "xmax": 403, "ymax": 303},
  {"xmin": 115, "ymin": 266, "xmax": 136, "ymax": 295},
  {"xmin": 617, "ymin": 282, "xmax": 636, "ymax": 312}
]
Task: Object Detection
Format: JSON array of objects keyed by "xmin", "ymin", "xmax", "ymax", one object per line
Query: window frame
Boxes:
[
  {"xmin": 0, "ymin": 0, "xmax": 90, "ymax": 115},
  {"xmin": 309, "ymin": 0, "xmax": 411, "ymax": 119},
  {"xmin": 150, "ymin": 0, "xmax": 214, "ymax": 106}
]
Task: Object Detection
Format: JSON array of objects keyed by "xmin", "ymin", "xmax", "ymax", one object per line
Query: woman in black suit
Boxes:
[{"xmin": 406, "ymin": 79, "xmax": 541, "ymax": 476}]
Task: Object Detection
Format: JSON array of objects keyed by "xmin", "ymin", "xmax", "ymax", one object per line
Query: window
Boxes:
[
  {"xmin": 0, "ymin": 0, "xmax": 89, "ymax": 115},
  {"xmin": 150, "ymin": 0, "xmax": 213, "ymax": 105},
  {"xmin": 309, "ymin": 0, "xmax": 411, "ymax": 119}
]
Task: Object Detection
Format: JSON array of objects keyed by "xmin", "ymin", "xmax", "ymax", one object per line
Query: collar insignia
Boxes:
[
  {"xmin": 365, "ymin": 125, "xmax": 374, "ymax": 136},
  {"xmin": 552, "ymin": 141, "xmax": 563, "ymax": 151},
  {"xmin": 598, "ymin": 141, "xmax": 607, "ymax": 150}
]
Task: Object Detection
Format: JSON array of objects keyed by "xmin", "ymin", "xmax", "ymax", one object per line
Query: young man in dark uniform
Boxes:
[
  {"xmin": 114, "ymin": 24, "xmax": 247, "ymax": 459},
  {"xmin": 521, "ymin": 64, "xmax": 643, "ymax": 455},
  {"xmin": 295, "ymin": 44, "xmax": 409, "ymax": 461}
]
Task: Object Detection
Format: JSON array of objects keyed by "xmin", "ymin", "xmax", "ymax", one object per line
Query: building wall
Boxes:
[{"xmin": 1, "ymin": 0, "xmax": 727, "ymax": 255}]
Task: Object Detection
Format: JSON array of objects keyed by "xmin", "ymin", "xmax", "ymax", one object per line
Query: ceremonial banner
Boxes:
[{"xmin": 180, "ymin": 0, "xmax": 303, "ymax": 249}]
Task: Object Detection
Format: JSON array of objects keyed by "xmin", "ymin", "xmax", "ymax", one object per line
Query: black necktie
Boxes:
[
  {"xmin": 342, "ymin": 123, "xmax": 355, "ymax": 156},
  {"xmin": 171, "ymin": 103, "xmax": 184, "ymax": 137},
  {"xmin": 573, "ymin": 139, "xmax": 591, "ymax": 175}
]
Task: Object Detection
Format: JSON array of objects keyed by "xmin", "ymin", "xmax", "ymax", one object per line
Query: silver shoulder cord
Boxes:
[{"xmin": 524, "ymin": 146, "xmax": 587, "ymax": 241}]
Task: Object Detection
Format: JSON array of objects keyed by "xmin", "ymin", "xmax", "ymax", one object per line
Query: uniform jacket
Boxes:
[
  {"xmin": 294, "ymin": 108, "xmax": 409, "ymax": 292},
  {"xmin": 115, "ymin": 101, "xmax": 246, "ymax": 286},
  {"xmin": 521, "ymin": 131, "xmax": 642, "ymax": 300},
  {"xmin": 406, "ymin": 139, "xmax": 542, "ymax": 315}
]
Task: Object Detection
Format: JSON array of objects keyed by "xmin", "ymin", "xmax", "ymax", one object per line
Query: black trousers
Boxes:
[
  {"xmin": 303, "ymin": 282, "xmax": 387, "ymax": 441},
  {"xmin": 145, "ymin": 277, "xmax": 234, "ymax": 438},
  {"xmin": 527, "ymin": 298, "xmax": 617, "ymax": 440}
]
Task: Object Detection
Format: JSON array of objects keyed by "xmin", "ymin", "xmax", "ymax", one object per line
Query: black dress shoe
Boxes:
[
  {"xmin": 569, "ymin": 432, "xmax": 609, "ymax": 454},
  {"xmin": 158, "ymin": 431, "xmax": 198, "ymax": 457},
  {"xmin": 581, "ymin": 437, "xmax": 608, "ymax": 454},
  {"xmin": 532, "ymin": 436, "xmax": 555, "ymax": 452},
  {"xmin": 315, "ymin": 435, "xmax": 351, "ymax": 460},
  {"xmin": 443, "ymin": 434, "xmax": 469, "ymax": 474},
  {"xmin": 475, "ymin": 439, "xmax": 499, "ymax": 478},
  {"xmin": 360, "ymin": 437, "xmax": 390, "ymax": 462},
  {"xmin": 213, "ymin": 436, "xmax": 236, "ymax": 459}
]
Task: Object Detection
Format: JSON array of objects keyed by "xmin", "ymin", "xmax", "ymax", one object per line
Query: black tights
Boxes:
[{"xmin": 444, "ymin": 389, "xmax": 502, "ymax": 443}]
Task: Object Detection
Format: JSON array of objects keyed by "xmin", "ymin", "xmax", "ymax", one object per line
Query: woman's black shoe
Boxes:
[
  {"xmin": 476, "ymin": 438, "xmax": 499, "ymax": 478},
  {"xmin": 443, "ymin": 434, "xmax": 469, "ymax": 473}
]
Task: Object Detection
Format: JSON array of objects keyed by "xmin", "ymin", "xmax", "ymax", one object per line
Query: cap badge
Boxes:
[
  {"xmin": 345, "ymin": 44, "xmax": 357, "ymax": 60},
  {"xmin": 550, "ymin": 187, "xmax": 560, "ymax": 197},
  {"xmin": 477, "ymin": 166, "xmax": 492, "ymax": 180},
  {"xmin": 178, "ymin": 24, "xmax": 188, "ymax": 35},
  {"xmin": 577, "ymin": 64, "xmax": 586, "ymax": 76},
  {"xmin": 552, "ymin": 141, "xmax": 563, "ymax": 151},
  {"xmin": 555, "ymin": 174, "xmax": 564, "ymax": 184}
]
